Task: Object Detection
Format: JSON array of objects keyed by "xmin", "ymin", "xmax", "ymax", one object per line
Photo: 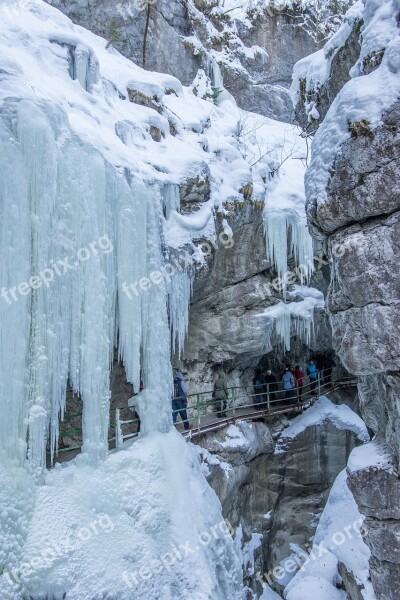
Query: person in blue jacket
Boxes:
[
  {"xmin": 307, "ymin": 359, "xmax": 318, "ymax": 394},
  {"xmin": 282, "ymin": 367, "xmax": 296, "ymax": 405}
]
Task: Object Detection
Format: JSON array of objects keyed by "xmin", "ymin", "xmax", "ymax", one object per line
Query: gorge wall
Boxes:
[{"xmin": 293, "ymin": 1, "xmax": 400, "ymax": 597}]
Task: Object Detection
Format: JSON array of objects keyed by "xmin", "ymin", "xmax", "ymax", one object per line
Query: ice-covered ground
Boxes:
[{"xmin": 1, "ymin": 430, "xmax": 243, "ymax": 600}]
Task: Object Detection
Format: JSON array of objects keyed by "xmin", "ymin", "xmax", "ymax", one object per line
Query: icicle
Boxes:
[
  {"xmin": 74, "ymin": 44, "xmax": 99, "ymax": 92},
  {"xmin": 261, "ymin": 298, "xmax": 317, "ymax": 352},
  {"xmin": 167, "ymin": 256, "xmax": 195, "ymax": 357},
  {"xmin": 162, "ymin": 182, "xmax": 180, "ymax": 220},
  {"xmin": 160, "ymin": 183, "xmax": 195, "ymax": 356},
  {"xmin": 0, "ymin": 96, "xmax": 178, "ymax": 472},
  {"xmin": 203, "ymin": 54, "xmax": 235, "ymax": 104},
  {"xmin": 263, "ymin": 206, "xmax": 314, "ymax": 298}
]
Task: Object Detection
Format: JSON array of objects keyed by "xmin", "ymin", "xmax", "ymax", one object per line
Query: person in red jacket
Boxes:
[{"xmin": 294, "ymin": 365, "xmax": 305, "ymax": 401}]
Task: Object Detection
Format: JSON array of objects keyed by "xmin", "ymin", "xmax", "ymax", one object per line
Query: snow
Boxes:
[
  {"xmin": 277, "ymin": 396, "xmax": 370, "ymax": 447},
  {"xmin": 219, "ymin": 424, "xmax": 249, "ymax": 449},
  {"xmin": 347, "ymin": 440, "xmax": 394, "ymax": 473},
  {"xmin": 287, "ymin": 284, "xmax": 325, "ymax": 308},
  {"xmin": 195, "ymin": 446, "xmax": 232, "ymax": 478},
  {"xmin": 304, "ymin": 0, "xmax": 400, "ymax": 210},
  {"xmin": 284, "ymin": 469, "xmax": 376, "ymax": 600},
  {"xmin": 286, "ymin": 577, "xmax": 346, "ymax": 600},
  {"xmin": 0, "ymin": 430, "xmax": 243, "ymax": 600},
  {"xmin": 164, "ymin": 200, "xmax": 216, "ymax": 249}
]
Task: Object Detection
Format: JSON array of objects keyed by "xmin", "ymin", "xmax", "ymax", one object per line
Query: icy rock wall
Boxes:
[
  {"xmin": 299, "ymin": 0, "xmax": 400, "ymax": 596},
  {"xmin": 0, "ymin": 98, "xmax": 178, "ymax": 475},
  {"xmin": 44, "ymin": 0, "xmax": 320, "ymax": 121}
]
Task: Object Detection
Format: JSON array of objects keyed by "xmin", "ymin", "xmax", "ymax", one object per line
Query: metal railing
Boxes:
[{"xmin": 52, "ymin": 368, "xmax": 356, "ymax": 457}]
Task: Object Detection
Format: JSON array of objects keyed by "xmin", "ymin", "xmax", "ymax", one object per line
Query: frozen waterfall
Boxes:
[{"xmin": 0, "ymin": 98, "xmax": 194, "ymax": 474}]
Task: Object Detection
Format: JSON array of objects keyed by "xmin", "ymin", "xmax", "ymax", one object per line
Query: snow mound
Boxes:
[
  {"xmin": 277, "ymin": 396, "xmax": 370, "ymax": 449},
  {"xmin": 1, "ymin": 430, "xmax": 242, "ymax": 600},
  {"xmin": 347, "ymin": 440, "xmax": 394, "ymax": 473}
]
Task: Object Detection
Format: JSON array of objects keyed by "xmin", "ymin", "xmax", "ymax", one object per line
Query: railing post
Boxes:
[
  {"xmin": 318, "ymin": 371, "xmax": 321, "ymax": 398},
  {"xmin": 196, "ymin": 394, "xmax": 201, "ymax": 433},
  {"xmin": 267, "ymin": 383, "xmax": 271, "ymax": 416},
  {"xmin": 232, "ymin": 387, "xmax": 236, "ymax": 418},
  {"xmin": 297, "ymin": 382, "xmax": 300, "ymax": 410},
  {"xmin": 116, "ymin": 409, "xmax": 123, "ymax": 450}
]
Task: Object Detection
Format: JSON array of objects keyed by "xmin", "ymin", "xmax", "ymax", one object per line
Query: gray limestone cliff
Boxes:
[{"xmin": 302, "ymin": 19, "xmax": 400, "ymax": 600}]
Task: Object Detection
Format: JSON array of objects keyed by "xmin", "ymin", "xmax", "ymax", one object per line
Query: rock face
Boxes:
[
  {"xmin": 303, "ymin": 19, "xmax": 400, "ymax": 599},
  {"xmin": 45, "ymin": 0, "xmax": 319, "ymax": 121},
  {"xmin": 46, "ymin": 0, "xmax": 200, "ymax": 85},
  {"xmin": 308, "ymin": 100, "xmax": 400, "ymax": 466},
  {"xmin": 294, "ymin": 17, "xmax": 362, "ymax": 131},
  {"xmin": 196, "ymin": 402, "xmax": 362, "ymax": 596},
  {"xmin": 348, "ymin": 448, "xmax": 400, "ymax": 600},
  {"xmin": 181, "ymin": 202, "xmax": 333, "ymax": 396}
]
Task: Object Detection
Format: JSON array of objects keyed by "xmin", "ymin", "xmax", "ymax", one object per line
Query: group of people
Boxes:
[
  {"xmin": 254, "ymin": 359, "xmax": 321, "ymax": 406},
  {"xmin": 171, "ymin": 356, "xmax": 335, "ymax": 430}
]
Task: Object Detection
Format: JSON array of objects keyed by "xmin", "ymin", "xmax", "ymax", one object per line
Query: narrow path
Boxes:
[
  {"xmin": 49, "ymin": 376, "xmax": 357, "ymax": 466},
  {"xmin": 178, "ymin": 379, "xmax": 357, "ymax": 439}
]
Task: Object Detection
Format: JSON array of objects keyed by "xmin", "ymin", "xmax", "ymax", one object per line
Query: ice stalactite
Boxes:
[
  {"xmin": 204, "ymin": 54, "xmax": 235, "ymax": 104},
  {"xmin": 261, "ymin": 297, "xmax": 319, "ymax": 352},
  {"xmin": 162, "ymin": 182, "xmax": 180, "ymax": 220},
  {"xmin": 263, "ymin": 207, "xmax": 315, "ymax": 298},
  {"xmin": 168, "ymin": 260, "xmax": 195, "ymax": 357},
  {"xmin": 161, "ymin": 183, "xmax": 195, "ymax": 357}
]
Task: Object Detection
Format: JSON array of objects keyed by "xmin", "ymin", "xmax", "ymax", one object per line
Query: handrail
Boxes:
[{"xmin": 52, "ymin": 368, "xmax": 356, "ymax": 458}]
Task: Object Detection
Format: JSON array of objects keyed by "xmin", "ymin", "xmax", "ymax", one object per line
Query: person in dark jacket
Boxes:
[
  {"xmin": 253, "ymin": 370, "xmax": 265, "ymax": 405},
  {"xmin": 264, "ymin": 370, "xmax": 277, "ymax": 403},
  {"xmin": 294, "ymin": 366, "xmax": 305, "ymax": 401},
  {"xmin": 172, "ymin": 371, "xmax": 191, "ymax": 430},
  {"xmin": 214, "ymin": 370, "xmax": 229, "ymax": 417}
]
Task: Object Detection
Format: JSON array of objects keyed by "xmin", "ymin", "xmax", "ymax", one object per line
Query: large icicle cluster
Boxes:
[
  {"xmin": 0, "ymin": 98, "xmax": 177, "ymax": 473},
  {"xmin": 263, "ymin": 126, "xmax": 314, "ymax": 297}
]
